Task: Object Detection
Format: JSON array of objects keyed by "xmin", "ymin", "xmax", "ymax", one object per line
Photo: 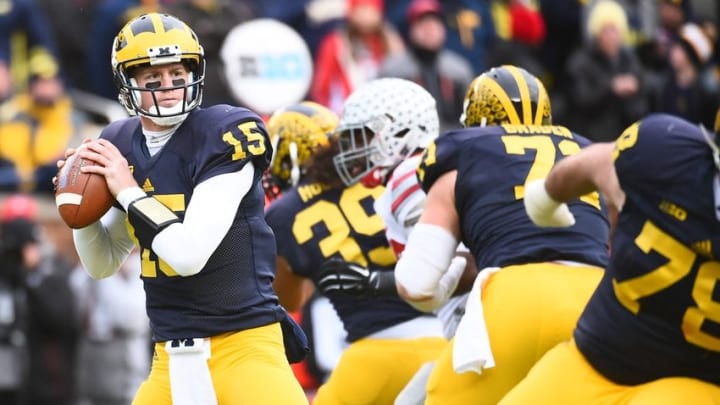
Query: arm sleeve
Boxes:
[
  {"xmin": 151, "ymin": 162, "xmax": 256, "ymax": 277},
  {"xmin": 72, "ymin": 206, "xmax": 136, "ymax": 279}
]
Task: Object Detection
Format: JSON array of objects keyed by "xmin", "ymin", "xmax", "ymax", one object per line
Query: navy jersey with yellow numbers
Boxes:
[
  {"xmin": 575, "ymin": 113, "xmax": 720, "ymax": 385},
  {"xmin": 265, "ymin": 180, "xmax": 425, "ymax": 342},
  {"xmin": 99, "ymin": 105, "xmax": 284, "ymax": 342},
  {"xmin": 417, "ymin": 124, "xmax": 609, "ymax": 270}
]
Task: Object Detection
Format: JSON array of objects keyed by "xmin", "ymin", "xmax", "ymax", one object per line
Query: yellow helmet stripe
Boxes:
[
  {"xmin": 150, "ymin": 13, "xmax": 164, "ymax": 35},
  {"xmin": 533, "ymin": 77, "xmax": 549, "ymax": 125},
  {"xmin": 506, "ymin": 65, "xmax": 532, "ymax": 124},
  {"xmin": 484, "ymin": 77, "xmax": 521, "ymax": 124}
]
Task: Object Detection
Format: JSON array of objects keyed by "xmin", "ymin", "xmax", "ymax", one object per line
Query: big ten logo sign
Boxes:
[
  {"xmin": 238, "ymin": 53, "xmax": 310, "ymax": 81},
  {"xmin": 221, "ymin": 19, "xmax": 313, "ymax": 115}
]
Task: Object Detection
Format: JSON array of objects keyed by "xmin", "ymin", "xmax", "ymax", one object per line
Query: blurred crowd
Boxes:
[
  {"xmin": 0, "ymin": 0, "xmax": 719, "ymax": 403},
  {"xmin": 1, "ymin": 0, "xmax": 719, "ymax": 193}
]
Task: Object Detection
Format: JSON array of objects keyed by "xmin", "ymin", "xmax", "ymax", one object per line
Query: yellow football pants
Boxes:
[
  {"xmin": 425, "ymin": 262, "xmax": 604, "ymax": 405},
  {"xmin": 500, "ymin": 339, "xmax": 720, "ymax": 404},
  {"xmin": 132, "ymin": 322, "xmax": 308, "ymax": 405},
  {"xmin": 312, "ymin": 336, "xmax": 447, "ymax": 405}
]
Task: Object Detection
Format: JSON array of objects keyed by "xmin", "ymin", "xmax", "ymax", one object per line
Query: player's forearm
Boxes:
[
  {"xmin": 73, "ymin": 207, "xmax": 135, "ymax": 279},
  {"xmin": 545, "ymin": 142, "xmax": 616, "ymax": 203}
]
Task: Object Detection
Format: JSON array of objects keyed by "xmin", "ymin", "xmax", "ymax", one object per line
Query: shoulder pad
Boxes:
[{"xmin": 417, "ymin": 128, "xmax": 492, "ymax": 192}]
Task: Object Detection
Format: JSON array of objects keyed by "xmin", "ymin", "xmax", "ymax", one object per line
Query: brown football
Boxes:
[{"xmin": 55, "ymin": 146, "xmax": 114, "ymax": 229}]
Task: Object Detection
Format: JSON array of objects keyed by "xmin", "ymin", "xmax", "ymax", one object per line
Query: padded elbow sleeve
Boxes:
[
  {"xmin": 127, "ymin": 196, "xmax": 181, "ymax": 248},
  {"xmin": 395, "ymin": 223, "xmax": 459, "ymax": 299}
]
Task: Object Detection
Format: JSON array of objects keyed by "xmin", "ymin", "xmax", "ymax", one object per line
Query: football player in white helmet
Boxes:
[
  {"xmin": 265, "ymin": 86, "xmax": 449, "ymax": 404},
  {"xmin": 322, "ymin": 77, "xmax": 475, "ymax": 311},
  {"xmin": 332, "ymin": 77, "xmax": 439, "ymax": 188},
  {"xmin": 317, "ymin": 78, "xmax": 477, "ymax": 405}
]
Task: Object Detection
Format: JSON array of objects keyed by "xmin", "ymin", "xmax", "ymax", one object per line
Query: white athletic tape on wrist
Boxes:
[{"xmin": 524, "ymin": 179, "xmax": 575, "ymax": 227}]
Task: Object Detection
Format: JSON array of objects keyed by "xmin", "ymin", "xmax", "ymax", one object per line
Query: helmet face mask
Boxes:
[
  {"xmin": 332, "ymin": 78, "xmax": 439, "ymax": 186},
  {"xmin": 460, "ymin": 65, "xmax": 552, "ymax": 128},
  {"xmin": 112, "ymin": 13, "xmax": 206, "ymax": 125},
  {"xmin": 266, "ymin": 101, "xmax": 338, "ymax": 191},
  {"xmin": 334, "ymin": 120, "xmax": 386, "ymax": 187}
]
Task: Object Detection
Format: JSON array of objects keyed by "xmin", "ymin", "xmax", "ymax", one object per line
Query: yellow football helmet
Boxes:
[
  {"xmin": 459, "ymin": 65, "xmax": 551, "ymax": 127},
  {"xmin": 266, "ymin": 101, "xmax": 338, "ymax": 190},
  {"xmin": 111, "ymin": 12, "xmax": 205, "ymax": 124}
]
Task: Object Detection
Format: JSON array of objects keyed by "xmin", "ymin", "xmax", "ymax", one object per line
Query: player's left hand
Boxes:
[{"xmin": 316, "ymin": 258, "xmax": 371, "ymax": 295}]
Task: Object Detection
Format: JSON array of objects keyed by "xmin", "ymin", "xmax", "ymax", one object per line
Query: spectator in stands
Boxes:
[
  {"xmin": 582, "ymin": 0, "xmax": 658, "ymax": 48},
  {"xmin": 0, "ymin": 195, "xmax": 33, "ymax": 405},
  {"xmin": 34, "ymin": 0, "xmax": 99, "ymax": 93},
  {"xmin": 441, "ymin": 0, "xmax": 497, "ymax": 75},
  {"xmin": 565, "ymin": 0, "xmax": 648, "ymax": 142},
  {"xmin": 485, "ymin": 0, "xmax": 547, "ymax": 87},
  {"xmin": 535, "ymin": 0, "xmax": 582, "ymax": 123},
  {"xmin": 491, "ymin": 0, "xmax": 545, "ymax": 48},
  {"xmin": 0, "ymin": 194, "xmax": 82, "ymax": 405},
  {"xmin": 311, "ymin": 0, "xmax": 404, "ymax": 113},
  {"xmin": 0, "ymin": 0, "xmax": 73, "ymax": 193},
  {"xmin": 642, "ymin": 0, "xmax": 694, "ymax": 75},
  {"xmin": 260, "ymin": 0, "xmax": 343, "ymax": 59},
  {"xmin": 74, "ymin": 250, "xmax": 150, "ymax": 405},
  {"xmin": 163, "ymin": 0, "xmax": 258, "ymax": 106},
  {"xmin": 384, "ymin": 0, "xmax": 508, "ymax": 74},
  {"xmin": 86, "ymin": 0, "xmax": 161, "ymax": 100},
  {"xmin": 651, "ymin": 22, "xmax": 719, "ymax": 128},
  {"xmin": 379, "ymin": 0, "xmax": 473, "ymax": 132}
]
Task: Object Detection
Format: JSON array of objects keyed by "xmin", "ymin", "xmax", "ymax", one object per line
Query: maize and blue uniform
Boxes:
[
  {"xmin": 418, "ymin": 123, "xmax": 610, "ymax": 405},
  {"xmin": 100, "ymin": 105, "xmax": 307, "ymax": 405},
  {"xmin": 266, "ymin": 180, "xmax": 447, "ymax": 404},
  {"xmin": 501, "ymin": 114, "xmax": 720, "ymax": 404}
]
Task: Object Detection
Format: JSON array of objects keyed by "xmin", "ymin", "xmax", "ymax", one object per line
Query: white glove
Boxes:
[
  {"xmin": 524, "ymin": 179, "xmax": 576, "ymax": 228},
  {"xmin": 407, "ymin": 256, "xmax": 467, "ymax": 313}
]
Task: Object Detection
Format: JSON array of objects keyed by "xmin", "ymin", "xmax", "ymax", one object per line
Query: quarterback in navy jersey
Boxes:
[
  {"xmin": 59, "ymin": 13, "xmax": 307, "ymax": 405},
  {"xmin": 393, "ymin": 65, "xmax": 610, "ymax": 405},
  {"xmin": 508, "ymin": 112, "xmax": 720, "ymax": 404}
]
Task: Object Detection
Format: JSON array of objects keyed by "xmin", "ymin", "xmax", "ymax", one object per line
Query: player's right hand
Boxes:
[{"xmin": 524, "ymin": 179, "xmax": 576, "ymax": 228}]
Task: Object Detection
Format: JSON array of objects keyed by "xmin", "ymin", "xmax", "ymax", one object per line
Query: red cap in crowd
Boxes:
[
  {"xmin": 348, "ymin": 0, "xmax": 384, "ymax": 13},
  {"xmin": 0, "ymin": 194, "xmax": 38, "ymax": 222},
  {"xmin": 407, "ymin": 0, "xmax": 443, "ymax": 24}
]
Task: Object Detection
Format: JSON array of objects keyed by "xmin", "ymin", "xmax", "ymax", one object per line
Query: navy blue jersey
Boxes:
[
  {"xmin": 417, "ymin": 124, "xmax": 609, "ymax": 269},
  {"xmin": 575, "ymin": 114, "xmax": 720, "ymax": 384},
  {"xmin": 265, "ymin": 180, "xmax": 426, "ymax": 342},
  {"xmin": 100, "ymin": 105, "xmax": 284, "ymax": 342}
]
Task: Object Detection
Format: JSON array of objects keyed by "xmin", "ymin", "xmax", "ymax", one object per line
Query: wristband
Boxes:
[
  {"xmin": 524, "ymin": 179, "xmax": 576, "ymax": 227},
  {"xmin": 368, "ymin": 270, "xmax": 398, "ymax": 297}
]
